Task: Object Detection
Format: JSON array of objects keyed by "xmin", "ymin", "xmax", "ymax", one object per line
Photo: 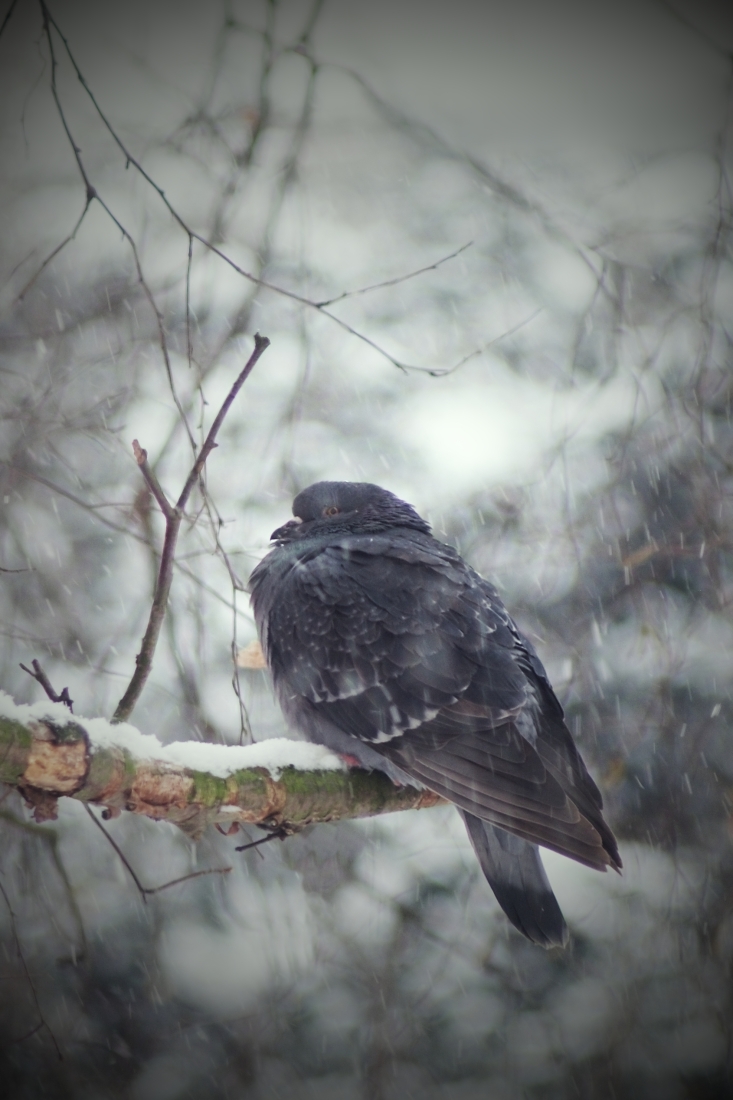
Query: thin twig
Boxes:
[
  {"xmin": 185, "ymin": 234, "xmax": 194, "ymax": 370},
  {"xmin": 130, "ymin": 237, "xmax": 198, "ymax": 453},
  {"xmin": 83, "ymin": 804, "xmax": 231, "ymax": 899},
  {"xmin": 142, "ymin": 866, "xmax": 232, "ymax": 895},
  {"xmin": 235, "ymin": 827, "xmax": 292, "ymax": 854},
  {"xmin": 39, "ymin": 4, "xmax": 197, "ymax": 449},
  {"xmin": 176, "ymin": 333, "xmax": 270, "ymax": 511},
  {"xmin": 231, "ymin": 589, "xmax": 253, "ymax": 745},
  {"xmin": 15, "ymin": 196, "xmax": 92, "ymax": 301},
  {"xmin": 0, "ymin": 876, "xmax": 63, "ymax": 1060},
  {"xmin": 9, "ymin": 1022, "xmax": 44, "ymax": 1046},
  {"xmin": 131, "ymin": 440, "xmax": 174, "ymax": 520},
  {"xmin": 0, "ymin": 808, "xmax": 88, "ymax": 959},
  {"xmin": 19, "ymin": 658, "xmax": 73, "ymax": 711},
  {"xmin": 0, "ymin": 462, "xmax": 251, "ymax": 619},
  {"xmin": 83, "ymin": 804, "xmax": 148, "ymax": 897},
  {"xmin": 0, "ymin": 0, "xmax": 19, "ymax": 40},
  {"xmin": 40, "ymin": 2, "xmax": 95, "ymax": 203},
  {"xmin": 38, "ymin": 2, "xmax": 471, "ymax": 375},
  {"xmin": 315, "ymin": 241, "xmax": 473, "ymax": 307},
  {"xmin": 323, "ymin": 58, "xmax": 609, "ymax": 295},
  {"xmin": 425, "ymin": 307, "xmax": 544, "ymax": 377},
  {"xmin": 112, "ymin": 334, "xmax": 269, "ymax": 723}
]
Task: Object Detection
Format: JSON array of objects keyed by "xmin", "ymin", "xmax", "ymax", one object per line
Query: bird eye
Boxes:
[{"xmin": 323, "ymin": 506, "xmax": 340, "ymax": 516}]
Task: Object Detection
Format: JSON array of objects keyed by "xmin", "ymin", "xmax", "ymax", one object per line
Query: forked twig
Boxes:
[
  {"xmin": 83, "ymin": 804, "xmax": 231, "ymax": 900},
  {"xmin": 112, "ymin": 333, "xmax": 270, "ymax": 723},
  {"xmin": 19, "ymin": 658, "xmax": 73, "ymax": 711}
]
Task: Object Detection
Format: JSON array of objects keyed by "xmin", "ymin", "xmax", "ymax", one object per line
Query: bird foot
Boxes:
[{"xmin": 338, "ymin": 752, "xmax": 363, "ymax": 769}]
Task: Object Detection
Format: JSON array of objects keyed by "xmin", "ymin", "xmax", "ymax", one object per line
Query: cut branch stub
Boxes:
[{"xmin": 11, "ymin": 716, "xmax": 90, "ymax": 822}]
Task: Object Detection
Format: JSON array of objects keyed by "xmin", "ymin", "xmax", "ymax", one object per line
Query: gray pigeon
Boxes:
[{"xmin": 249, "ymin": 481, "xmax": 621, "ymax": 947}]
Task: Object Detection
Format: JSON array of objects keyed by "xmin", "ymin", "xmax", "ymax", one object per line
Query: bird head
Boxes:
[{"xmin": 270, "ymin": 481, "xmax": 431, "ymax": 542}]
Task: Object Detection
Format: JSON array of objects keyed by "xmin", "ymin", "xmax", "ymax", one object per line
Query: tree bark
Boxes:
[{"xmin": 0, "ymin": 706, "xmax": 444, "ymax": 837}]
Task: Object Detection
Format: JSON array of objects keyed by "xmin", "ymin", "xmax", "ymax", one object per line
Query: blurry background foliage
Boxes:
[{"xmin": 1, "ymin": 0, "xmax": 733, "ymax": 1097}]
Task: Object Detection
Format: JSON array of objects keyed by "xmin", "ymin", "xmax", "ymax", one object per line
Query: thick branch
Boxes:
[{"xmin": 0, "ymin": 703, "xmax": 444, "ymax": 839}]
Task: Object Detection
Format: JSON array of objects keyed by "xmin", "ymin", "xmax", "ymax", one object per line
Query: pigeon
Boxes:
[{"xmin": 249, "ymin": 481, "xmax": 621, "ymax": 947}]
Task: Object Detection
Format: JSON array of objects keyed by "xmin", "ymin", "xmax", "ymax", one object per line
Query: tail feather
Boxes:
[{"xmin": 460, "ymin": 811, "xmax": 569, "ymax": 948}]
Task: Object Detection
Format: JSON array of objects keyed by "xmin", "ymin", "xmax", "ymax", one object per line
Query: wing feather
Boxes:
[{"xmin": 251, "ymin": 529, "xmax": 620, "ymax": 873}]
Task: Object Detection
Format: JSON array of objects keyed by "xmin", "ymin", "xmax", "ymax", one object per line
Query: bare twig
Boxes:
[
  {"xmin": 0, "ymin": 0, "xmax": 18, "ymax": 40},
  {"xmin": 8, "ymin": 1022, "xmax": 44, "ymax": 1046},
  {"xmin": 177, "ymin": 333, "xmax": 270, "ymax": 511},
  {"xmin": 19, "ymin": 658, "xmax": 73, "ymax": 711},
  {"xmin": 112, "ymin": 334, "xmax": 270, "ymax": 723},
  {"xmin": 422, "ymin": 307, "xmax": 543, "ymax": 378},
  {"xmin": 297, "ymin": 0, "xmax": 327, "ymax": 45},
  {"xmin": 0, "ymin": 808, "xmax": 88, "ymax": 959},
  {"xmin": 15, "ymin": 196, "xmax": 93, "ymax": 301},
  {"xmin": 185, "ymin": 234, "xmax": 194, "ymax": 370},
  {"xmin": 83, "ymin": 803, "xmax": 149, "ymax": 899},
  {"xmin": 142, "ymin": 866, "xmax": 232, "ymax": 895},
  {"xmin": 315, "ymin": 241, "xmax": 473, "ymax": 307},
  {"xmin": 38, "ymin": 3, "xmax": 197, "ymax": 447},
  {"xmin": 321, "ymin": 58, "xmax": 610, "ymax": 295},
  {"xmin": 37, "ymin": 2, "xmax": 471, "ymax": 375},
  {"xmin": 0, "ymin": 463, "xmax": 144, "ymax": 526},
  {"xmin": 654, "ymin": 0, "xmax": 733, "ymax": 58},
  {"xmin": 235, "ymin": 826, "xmax": 293, "ymax": 854},
  {"xmin": 0, "ymin": 876, "xmax": 63, "ymax": 1059},
  {"xmin": 231, "ymin": 592, "xmax": 253, "ymax": 745},
  {"xmin": 83, "ymin": 804, "xmax": 230, "ymax": 901},
  {"xmin": 0, "ymin": 462, "xmax": 251, "ymax": 619},
  {"xmin": 131, "ymin": 440, "xmax": 174, "ymax": 520}
]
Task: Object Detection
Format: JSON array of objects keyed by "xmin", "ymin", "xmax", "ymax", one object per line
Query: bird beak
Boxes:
[{"xmin": 270, "ymin": 517, "xmax": 303, "ymax": 542}]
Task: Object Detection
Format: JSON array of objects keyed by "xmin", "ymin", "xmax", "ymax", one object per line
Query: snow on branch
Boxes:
[{"xmin": 0, "ymin": 692, "xmax": 443, "ymax": 836}]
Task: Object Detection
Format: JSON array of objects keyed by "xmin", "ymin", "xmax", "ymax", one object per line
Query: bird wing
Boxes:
[{"xmin": 258, "ymin": 532, "xmax": 619, "ymax": 872}]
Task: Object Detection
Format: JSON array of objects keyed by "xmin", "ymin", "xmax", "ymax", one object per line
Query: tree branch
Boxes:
[
  {"xmin": 112, "ymin": 333, "xmax": 270, "ymax": 724},
  {"xmin": 0, "ymin": 699, "xmax": 445, "ymax": 837}
]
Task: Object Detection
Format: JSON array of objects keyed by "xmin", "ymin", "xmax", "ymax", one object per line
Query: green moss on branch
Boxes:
[{"xmin": 0, "ymin": 698, "xmax": 444, "ymax": 836}]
